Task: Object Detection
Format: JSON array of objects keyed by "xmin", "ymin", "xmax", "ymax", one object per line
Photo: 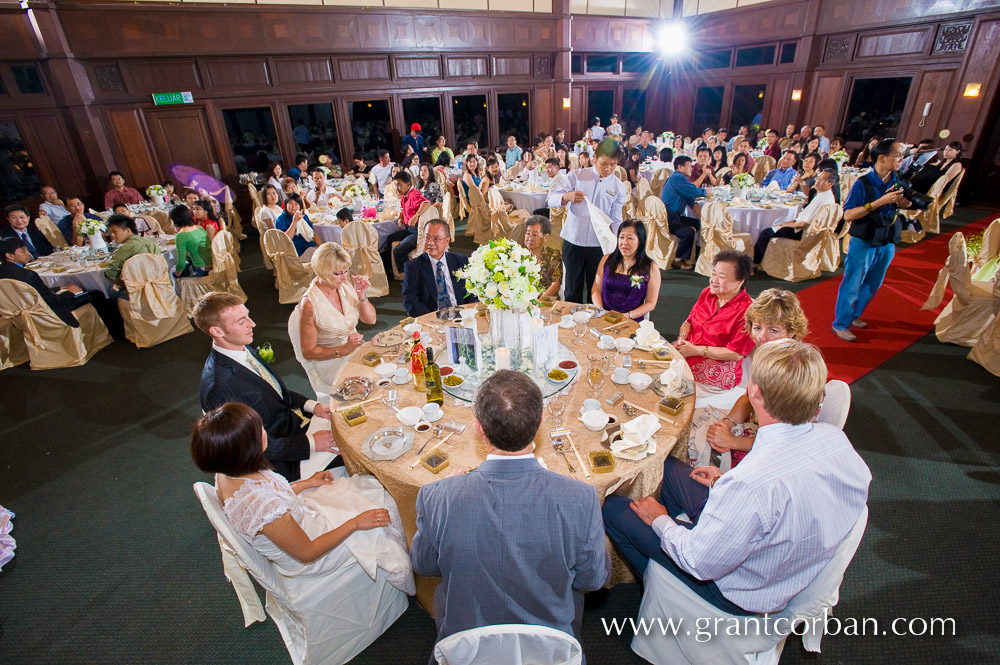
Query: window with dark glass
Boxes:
[
  {"xmin": 0, "ymin": 121, "xmax": 40, "ymax": 204},
  {"xmin": 779, "ymin": 43, "xmax": 797, "ymax": 65},
  {"xmin": 497, "ymin": 93, "xmax": 530, "ymax": 148},
  {"xmin": 621, "ymin": 88, "xmax": 647, "ymax": 135},
  {"xmin": 587, "ymin": 90, "xmax": 615, "ymax": 129},
  {"xmin": 348, "ymin": 99, "xmax": 392, "ymax": 160},
  {"xmin": 571, "ymin": 55, "xmax": 583, "ymax": 75},
  {"xmin": 586, "ymin": 55, "xmax": 618, "ymax": 74},
  {"xmin": 287, "ymin": 103, "xmax": 342, "ymax": 166},
  {"xmin": 11, "ymin": 65, "xmax": 44, "ymax": 94},
  {"xmin": 693, "ymin": 86, "xmax": 724, "ymax": 130},
  {"xmin": 622, "ymin": 54, "xmax": 653, "ymax": 73},
  {"xmin": 452, "ymin": 94, "xmax": 488, "ymax": 149},
  {"xmin": 844, "ymin": 77, "xmax": 912, "ymax": 142},
  {"xmin": 735, "ymin": 45, "xmax": 776, "ymax": 67},
  {"xmin": 731, "ymin": 84, "xmax": 767, "ymax": 130},
  {"xmin": 222, "ymin": 107, "xmax": 279, "ymax": 175},
  {"xmin": 402, "ymin": 97, "xmax": 442, "ymax": 160},
  {"xmin": 697, "ymin": 49, "xmax": 732, "ymax": 70}
]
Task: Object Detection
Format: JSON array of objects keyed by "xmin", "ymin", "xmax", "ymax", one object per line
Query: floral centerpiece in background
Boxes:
[
  {"xmin": 830, "ymin": 149, "xmax": 850, "ymax": 167},
  {"xmin": 574, "ymin": 140, "xmax": 588, "ymax": 152},
  {"xmin": 316, "ymin": 165, "xmax": 332, "ymax": 178},
  {"xmin": 145, "ymin": 185, "xmax": 166, "ymax": 206},
  {"xmin": 455, "ymin": 238, "xmax": 541, "ymax": 368},
  {"xmin": 659, "ymin": 131, "xmax": 675, "ymax": 143},
  {"xmin": 78, "ymin": 218, "xmax": 108, "ymax": 252},
  {"xmin": 731, "ymin": 172, "xmax": 755, "ymax": 195},
  {"xmin": 344, "ymin": 183, "xmax": 366, "ymax": 201}
]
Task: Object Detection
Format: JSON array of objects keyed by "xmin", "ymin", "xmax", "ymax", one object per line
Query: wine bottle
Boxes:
[{"xmin": 424, "ymin": 348, "xmax": 443, "ymax": 405}]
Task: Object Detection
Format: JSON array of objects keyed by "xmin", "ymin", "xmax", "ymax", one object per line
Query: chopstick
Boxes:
[
  {"xmin": 334, "ymin": 395, "xmax": 382, "ymax": 412},
  {"xmin": 409, "ymin": 431, "xmax": 455, "ymax": 468},
  {"xmin": 623, "ymin": 400, "xmax": 677, "ymax": 426},
  {"xmin": 563, "ymin": 432, "xmax": 591, "ymax": 479},
  {"xmin": 602, "ymin": 321, "xmax": 632, "ymax": 332}
]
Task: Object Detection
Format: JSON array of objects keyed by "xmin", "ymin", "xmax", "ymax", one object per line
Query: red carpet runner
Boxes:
[{"xmin": 795, "ymin": 211, "xmax": 997, "ymax": 384}]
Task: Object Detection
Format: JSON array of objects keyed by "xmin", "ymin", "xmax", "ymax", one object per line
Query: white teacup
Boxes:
[
  {"xmin": 561, "ymin": 315, "xmax": 574, "ymax": 327},
  {"xmin": 403, "ymin": 322, "xmax": 422, "ymax": 336},
  {"xmin": 613, "ymin": 368, "xmax": 630, "ymax": 383},
  {"xmin": 422, "ymin": 403, "xmax": 442, "ymax": 420},
  {"xmin": 582, "ymin": 398, "xmax": 601, "ymax": 412},
  {"xmin": 393, "ymin": 368, "xmax": 410, "ymax": 381},
  {"xmin": 600, "ymin": 334, "xmax": 614, "ymax": 348},
  {"xmin": 572, "ymin": 311, "xmax": 591, "ymax": 324},
  {"xmin": 615, "ymin": 337, "xmax": 636, "ymax": 353},
  {"xmin": 374, "ymin": 362, "xmax": 397, "ymax": 380}
]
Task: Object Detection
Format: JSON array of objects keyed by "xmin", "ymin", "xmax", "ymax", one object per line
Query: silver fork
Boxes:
[{"xmin": 551, "ymin": 437, "xmax": 576, "ymax": 474}]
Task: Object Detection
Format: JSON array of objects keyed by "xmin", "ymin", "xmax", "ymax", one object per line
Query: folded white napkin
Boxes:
[
  {"xmin": 660, "ymin": 360, "xmax": 685, "ymax": 395},
  {"xmin": 524, "ymin": 181, "xmax": 541, "ymax": 193},
  {"xmin": 612, "ymin": 414, "xmax": 661, "ymax": 461},
  {"xmin": 635, "ymin": 320, "xmax": 660, "ymax": 349},
  {"xmin": 584, "ymin": 198, "xmax": 619, "ymax": 254},
  {"xmin": 296, "ymin": 217, "xmax": 314, "ymax": 242}
]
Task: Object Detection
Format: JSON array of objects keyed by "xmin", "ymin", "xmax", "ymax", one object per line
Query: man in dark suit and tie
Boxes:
[
  {"xmin": 0, "ymin": 236, "xmax": 124, "ymax": 339},
  {"xmin": 193, "ymin": 292, "xmax": 340, "ymax": 481},
  {"xmin": 401, "ymin": 219, "xmax": 475, "ymax": 317},
  {"xmin": 410, "ymin": 370, "xmax": 611, "ymax": 657},
  {"xmin": 2, "ymin": 204, "xmax": 54, "ymax": 259}
]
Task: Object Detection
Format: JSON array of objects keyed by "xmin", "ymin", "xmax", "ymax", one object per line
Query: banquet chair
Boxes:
[
  {"xmin": 136, "ymin": 215, "xmax": 164, "ymax": 237},
  {"xmin": 568, "ymin": 153, "xmax": 579, "ymax": 170},
  {"xmin": 643, "ymin": 197, "xmax": 679, "ymax": 271},
  {"xmin": 224, "ymin": 191, "xmax": 246, "ymax": 240},
  {"xmin": 486, "ymin": 187, "xmax": 527, "ymax": 245},
  {"xmin": 939, "ymin": 170, "xmax": 964, "ymax": 223},
  {"xmin": 0, "ymin": 315, "xmax": 29, "ymax": 370},
  {"xmin": 715, "ymin": 166, "xmax": 731, "ymax": 182},
  {"xmin": 921, "ymin": 232, "xmax": 996, "ymax": 346},
  {"xmin": 262, "ymin": 229, "xmax": 315, "ymax": 304},
  {"xmin": 649, "ymin": 168, "xmax": 670, "ymax": 198},
  {"xmin": 695, "ymin": 202, "xmax": 753, "ymax": 277},
  {"xmin": 434, "ymin": 624, "xmax": 582, "ymax": 665},
  {"xmin": 192, "ymin": 482, "xmax": 408, "ymax": 665},
  {"xmin": 247, "ymin": 183, "xmax": 262, "ymax": 210},
  {"xmin": 465, "ymin": 183, "xmax": 495, "ymax": 245},
  {"xmin": 440, "ymin": 190, "xmax": 457, "ymax": 239},
  {"xmin": 118, "ymin": 253, "xmax": 193, "ymax": 348},
  {"xmin": 456, "ymin": 182, "xmax": 472, "ymax": 234},
  {"xmin": 816, "ymin": 379, "xmax": 852, "ymax": 430},
  {"xmin": 434, "ymin": 168, "xmax": 448, "ymax": 187},
  {"xmin": 382, "ymin": 181, "xmax": 401, "ymax": 207},
  {"xmin": 180, "ymin": 230, "xmax": 247, "ymax": 316},
  {"xmin": 253, "ymin": 207, "xmax": 275, "ymax": 271},
  {"xmin": 968, "ymin": 276, "xmax": 1000, "ymax": 377},
  {"xmin": 34, "ymin": 215, "xmax": 68, "ymax": 249},
  {"xmin": 403, "ymin": 205, "xmax": 443, "ymax": 265},
  {"xmin": 635, "ymin": 177, "xmax": 652, "ymax": 207},
  {"xmin": 0, "ymin": 278, "xmax": 112, "ymax": 370},
  {"xmin": 751, "ymin": 155, "xmax": 776, "ymax": 184},
  {"xmin": 341, "ymin": 221, "xmax": 390, "ymax": 298},
  {"xmin": 614, "ymin": 165, "xmax": 628, "ymax": 182},
  {"xmin": 548, "ymin": 207, "xmax": 566, "ymax": 251},
  {"xmin": 632, "ymin": 506, "xmax": 868, "ymax": 665},
  {"xmin": 760, "ymin": 203, "xmax": 843, "ymax": 282},
  {"xmin": 972, "ymin": 218, "xmax": 1000, "ymax": 281},
  {"xmin": 900, "ymin": 175, "xmax": 947, "ymax": 242}
]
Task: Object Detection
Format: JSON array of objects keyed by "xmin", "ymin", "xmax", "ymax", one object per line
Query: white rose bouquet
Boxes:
[
  {"xmin": 455, "ymin": 238, "xmax": 542, "ymax": 311},
  {"xmin": 77, "ymin": 218, "xmax": 106, "ymax": 237},
  {"xmin": 145, "ymin": 185, "xmax": 165, "ymax": 197},
  {"xmin": 732, "ymin": 172, "xmax": 755, "ymax": 189},
  {"xmin": 830, "ymin": 149, "xmax": 850, "ymax": 166},
  {"xmin": 343, "ymin": 184, "xmax": 366, "ymax": 200}
]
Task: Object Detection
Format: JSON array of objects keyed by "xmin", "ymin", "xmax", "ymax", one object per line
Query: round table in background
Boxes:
[
  {"xmin": 324, "ymin": 302, "xmax": 695, "ymax": 612},
  {"xmin": 498, "ymin": 187, "xmax": 550, "ymax": 213},
  {"xmin": 35, "ymin": 241, "xmax": 178, "ymax": 296},
  {"xmin": 312, "ymin": 217, "xmax": 402, "ymax": 252}
]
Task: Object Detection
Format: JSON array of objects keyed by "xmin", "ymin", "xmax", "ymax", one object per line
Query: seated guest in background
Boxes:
[
  {"xmin": 554, "ymin": 128, "xmax": 570, "ymax": 154},
  {"xmin": 711, "ymin": 147, "xmax": 728, "ymax": 176},
  {"xmin": 786, "ymin": 139, "xmax": 803, "ymax": 154},
  {"xmin": 704, "ymin": 289, "xmax": 809, "ymax": 467},
  {"xmin": 854, "ymin": 136, "xmax": 880, "ymax": 169},
  {"xmin": 110, "ymin": 203, "xmax": 153, "ymax": 237},
  {"xmin": 814, "ymin": 125, "xmax": 831, "ymax": 155},
  {"xmin": 673, "ymin": 135, "xmax": 687, "ymax": 157},
  {"xmin": 280, "ymin": 177, "xmax": 300, "ymax": 200},
  {"xmin": 463, "ymin": 141, "xmax": 479, "ymax": 159},
  {"xmin": 305, "ymin": 170, "xmax": 347, "ymax": 209},
  {"xmin": 39, "ymin": 186, "xmax": 70, "ymax": 221},
  {"xmin": 191, "ymin": 199, "xmax": 221, "ymax": 242},
  {"xmin": 274, "ymin": 193, "xmax": 317, "ymax": 261},
  {"xmin": 266, "ymin": 162, "xmax": 284, "ymax": 199},
  {"xmin": 504, "ymin": 135, "xmax": 523, "ymax": 170},
  {"xmin": 675, "ymin": 250, "xmax": 755, "ymax": 390},
  {"xmin": 411, "ymin": 370, "xmax": 610, "ymax": 653},
  {"xmin": 523, "ymin": 215, "xmax": 562, "ymax": 299},
  {"xmin": 334, "ymin": 207, "xmax": 353, "ymax": 228},
  {"xmin": 162, "ymin": 181, "xmax": 181, "ymax": 205},
  {"xmin": 735, "ymin": 138, "xmax": 756, "ymax": 171},
  {"xmin": 542, "ymin": 157, "xmax": 565, "ymax": 189},
  {"xmin": 555, "ymin": 147, "xmax": 569, "ymax": 170},
  {"xmin": 388, "ymin": 171, "xmax": 433, "ymax": 277},
  {"xmin": 484, "ymin": 156, "xmax": 506, "ymax": 187},
  {"xmin": 803, "ymin": 135, "xmax": 822, "ymax": 157},
  {"xmin": 591, "ymin": 219, "xmax": 661, "ymax": 321},
  {"xmin": 103, "ymin": 213, "xmax": 161, "ymax": 296},
  {"xmin": 513, "ymin": 149, "xmax": 536, "ymax": 182},
  {"xmin": 346, "ymin": 153, "xmax": 370, "ymax": 177},
  {"xmin": 460, "ymin": 153, "xmax": 485, "ymax": 197},
  {"xmin": 0, "ymin": 236, "xmax": 124, "ymax": 339},
  {"xmin": 287, "ymin": 154, "xmax": 309, "ymax": 180},
  {"xmin": 258, "ymin": 185, "xmax": 283, "ymax": 230},
  {"xmin": 908, "ymin": 141, "xmax": 963, "ymax": 195},
  {"xmin": 192, "ymin": 402, "xmax": 413, "ymax": 595},
  {"xmin": 779, "ymin": 124, "xmax": 796, "ymax": 150},
  {"xmin": 628, "ymin": 125, "xmax": 644, "ymax": 149},
  {"xmin": 195, "ymin": 292, "xmax": 340, "ymax": 481},
  {"xmin": 184, "ymin": 189, "xmax": 200, "ymax": 208},
  {"xmin": 659, "ymin": 156, "xmax": 705, "ymax": 269},
  {"xmin": 401, "ymin": 219, "xmax": 474, "ymax": 317},
  {"xmin": 1, "ymin": 204, "xmax": 53, "ymax": 258},
  {"xmin": 416, "ymin": 164, "xmax": 442, "ymax": 205},
  {"xmin": 689, "ymin": 147, "xmax": 717, "ymax": 187},
  {"xmin": 433, "ymin": 150, "xmax": 453, "ymax": 175},
  {"xmin": 724, "ymin": 152, "xmax": 749, "ymax": 185},
  {"xmin": 430, "ymin": 136, "xmax": 454, "ymax": 166},
  {"xmin": 58, "ymin": 196, "xmax": 104, "ymax": 246},
  {"xmin": 657, "ymin": 147, "xmax": 674, "ymax": 166},
  {"xmin": 170, "ymin": 205, "xmax": 212, "ymax": 278},
  {"xmin": 623, "ymin": 148, "xmax": 643, "ymax": 185},
  {"xmin": 696, "ymin": 127, "xmax": 714, "ymax": 151},
  {"xmin": 368, "ymin": 150, "xmax": 394, "ymax": 197},
  {"xmin": 603, "ymin": 339, "xmax": 870, "ymax": 620},
  {"xmin": 800, "ymin": 124, "xmax": 813, "ymax": 141},
  {"xmin": 103, "ymin": 171, "xmax": 145, "ymax": 210},
  {"xmin": 763, "ymin": 129, "xmax": 782, "ymax": 160},
  {"xmin": 577, "ymin": 151, "xmax": 592, "ymax": 170},
  {"xmin": 829, "ymin": 134, "xmax": 846, "ymax": 157},
  {"xmin": 761, "ymin": 151, "xmax": 799, "ymax": 189},
  {"xmin": 728, "ymin": 125, "xmax": 748, "ymax": 151},
  {"xmin": 293, "ymin": 243, "xmax": 376, "ymax": 393},
  {"xmin": 635, "ymin": 131, "xmax": 657, "ymax": 162},
  {"xmin": 788, "ymin": 151, "xmax": 821, "ymax": 195}
]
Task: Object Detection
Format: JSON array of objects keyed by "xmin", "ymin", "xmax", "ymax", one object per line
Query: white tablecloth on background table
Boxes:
[
  {"xmin": 690, "ymin": 204, "xmax": 801, "ymax": 244},
  {"xmin": 498, "ymin": 188, "xmax": 549, "ymax": 213},
  {"xmin": 37, "ymin": 246, "xmax": 178, "ymax": 296},
  {"xmin": 312, "ymin": 219, "xmax": 401, "ymax": 251}
]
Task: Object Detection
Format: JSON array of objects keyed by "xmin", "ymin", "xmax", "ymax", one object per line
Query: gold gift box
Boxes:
[
  {"xmin": 421, "ymin": 450, "xmax": 451, "ymax": 474},
  {"xmin": 589, "ymin": 450, "xmax": 616, "ymax": 474},
  {"xmin": 342, "ymin": 406, "xmax": 368, "ymax": 427},
  {"xmin": 603, "ymin": 311, "xmax": 623, "ymax": 324},
  {"xmin": 658, "ymin": 395, "xmax": 685, "ymax": 416},
  {"xmin": 361, "ymin": 351, "xmax": 383, "ymax": 367},
  {"xmin": 652, "ymin": 347, "xmax": 672, "ymax": 362}
]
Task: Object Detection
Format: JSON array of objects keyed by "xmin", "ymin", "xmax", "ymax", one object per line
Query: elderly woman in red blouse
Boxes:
[{"xmin": 675, "ymin": 250, "xmax": 755, "ymax": 390}]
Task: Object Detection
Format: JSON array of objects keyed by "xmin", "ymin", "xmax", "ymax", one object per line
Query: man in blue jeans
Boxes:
[{"xmin": 832, "ymin": 138, "xmax": 911, "ymax": 342}]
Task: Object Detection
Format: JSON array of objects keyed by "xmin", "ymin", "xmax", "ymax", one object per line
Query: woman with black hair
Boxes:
[
  {"xmin": 591, "ymin": 219, "xmax": 661, "ymax": 321},
  {"xmin": 908, "ymin": 141, "xmax": 963, "ymax": 195}
]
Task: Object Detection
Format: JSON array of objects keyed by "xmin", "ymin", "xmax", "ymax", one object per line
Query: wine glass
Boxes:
[
  {"xmin": 382, "ymin": 388, "xmax": 399, "ymax": 413},
  {"xmin": 587, "ymin": 354, "xmax": 606, "ymax": 390},
  {"xmin": 573, "ymin": 320, "xmax": 588, "ymax": 345},
  {"xmin": 547, "ymin": 392, "xmax": 567, "ymax": 427}
]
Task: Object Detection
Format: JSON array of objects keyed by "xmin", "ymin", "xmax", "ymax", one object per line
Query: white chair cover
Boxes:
[
  {"xmin": 752, "ymin": 155, "xmax": 776, "ymax": 184},
  {"xmin": 340, "ymin": 222, "xmax": 390, "ymax": 298},
  {"xmin": 253, "ymin": 207, "xmax": 274, "ymax": 271},
  {"xmin": 548, "ymin": 207, "xmax": 566, "ymax": 251},
  {"xmin": 632, "ymin": 506, "xmax": 868, "ymax": 665},
  {"xmin": 922, "ymin": 232, "xmax": 996, "ymax": 346},
  {"xmin": 643, "ymin": 197, "xmax": 679, "ymax": 271},
  {"xmin": 465, "ymin": 183, "xmax": 494, "ymax": 244},
  {"xmin": 434, "ymin": 624, "xmax": 582, "ymax": 665},
  {"xmin": 192, "ymin": 482, "xmax": 408, "ymax": 665},
  {"xmin": 486, "ymin": 187, "xmax": 528, "ymax": 244},
  {"xmin": 440, "ymin": 190, "xmax": 457, "ymax": 239},
  {"xmin": 939, "ymin": 170, "xmax": 964, "ymax": 222},
  {"xmin": 760, "ymin": 204, "xmax": 843, "ymax": 282},
  {"xmin": 247, "ymin": 183, "xmax": 262, "ymax": 209},
  {"xmin": 968, "ymin": 276, "xmax": 1000, "ymax": 377},
  {"xmin": 695, "ymin": 202, "xmax": 753, "ymax": 277},
  {"xmin": 0, "ymin": 315, "xmax": 30, "ymax": 369},
  {"xmin": 0, "ymin": 278, "xmax": 111, "ymax": 370},
  {"xmin": 35, "ymin": 216, "xmax": 68, "ymax": 248},
  {"xmin": 816, "ymin": 379, "xmax": 851, "ymax": 429},
  {"xmin": 119, "ymin": 253, "xmax": 193, "ymax": 348},
  {"xmin": 650, "ymin": 169, "xmax": 670, "ymax": 198},
  {"xmin": 263, "ymin": 229, "xmax": 315, "ymax": 304}
]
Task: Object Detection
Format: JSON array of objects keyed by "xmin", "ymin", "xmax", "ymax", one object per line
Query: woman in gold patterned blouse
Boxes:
[{"xmin": 523, "ymin": 214, "xmax": 562, "ymax": 299}]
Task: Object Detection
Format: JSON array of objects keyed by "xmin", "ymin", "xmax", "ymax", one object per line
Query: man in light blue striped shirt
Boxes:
[{"xmin": 604, "ymin": 339, "xmax": 871, "ymax": 615}]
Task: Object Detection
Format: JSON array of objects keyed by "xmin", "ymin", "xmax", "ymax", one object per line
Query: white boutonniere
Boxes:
[{"xmin": 630, "ymin": 274, "xmax": 645, "ymax": 289}]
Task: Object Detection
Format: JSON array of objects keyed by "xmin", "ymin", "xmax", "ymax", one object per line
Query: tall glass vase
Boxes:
[
  {"xmin": 87, "ymin": 233, "xmax": 107, "ymax": 254},
  {"xmin": 490, "ymin": 307, "xmax": 526, "ymax": 370}
]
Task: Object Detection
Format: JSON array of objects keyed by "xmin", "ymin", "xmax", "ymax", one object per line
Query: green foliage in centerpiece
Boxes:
[{"xmin": 455, "ymin": 238, "xmax": 542, "ymax": 311}]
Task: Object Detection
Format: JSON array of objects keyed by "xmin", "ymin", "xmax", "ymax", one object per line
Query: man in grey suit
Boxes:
[{"xmin": 410, "ymin": 370, "xmax": 610, "ymax": 657}]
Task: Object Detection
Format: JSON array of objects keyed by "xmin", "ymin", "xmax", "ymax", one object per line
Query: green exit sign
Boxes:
[{"xmin": 152, "ymin": 91, "xmax": 194, "ymax": 106}]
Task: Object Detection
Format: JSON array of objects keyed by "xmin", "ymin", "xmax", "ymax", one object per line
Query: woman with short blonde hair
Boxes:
[{"xmin": 289, "ymin": 242, "xmax": 376, "ymax": 397}]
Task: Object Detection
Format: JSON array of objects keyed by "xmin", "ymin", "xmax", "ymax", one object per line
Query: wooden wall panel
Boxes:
[
  {"xmin": 202, "ymin": 59, "xmax": 271, "ymax": 89},
  {"xmin": 446, "ymin": 56, "xmax": 489, "ymax": 78},
  {"xmin": 0, "ymin": 11, "xmax": 43, "ymax": 60},
  {"xmin": 899, "ymin": 68, "xmax": 957, "ymax": 140},
  {"xmin": 337, "ymin": 57, "xmax": 391, "ymax": 82},
  {"xmin": 23, "ymin": 113, "xmax": 87, "ymax": 198},
  {"xmin": 146, "ymin": 108, "xmax": 218, "ymax": 178},
  {"xmin": 765, "ymin": 77, "xmax": 791, "ymax": 128},
  {"xmin": 494, "ymin": 56, "xmax": 533, "ymax": 78},
  {"xmin": 272, "ymin": 57, "xmax": 334, "ymax": 85},
  {"xmin": 393, "ymin": 57, "xmax": 442, "ymax": 79},
  {"xmin": 534, "ymin": 86, "xmax": 553, "ymax": 138},
  {"xmin": 855, "ymin": 29, "xmax": 931, "ymax": 58},
  {"xmin": 104, "ymin": 108, "xmax": 159, "ymax": 189},
  {"xmin": 805, "ymin": 74, "xmax": 845, "ymax": 134},
  {"xmin": 125, "ymin": 61, "xmax": 202, "ymax": 95}
]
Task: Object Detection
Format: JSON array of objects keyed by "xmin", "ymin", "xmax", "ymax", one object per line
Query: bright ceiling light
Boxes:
[{"xmin": 658, "ymin": 22, "xmax": 687, "ymax": 56}]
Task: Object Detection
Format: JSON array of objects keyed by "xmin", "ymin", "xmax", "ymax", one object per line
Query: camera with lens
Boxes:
[{"xmin": 896, "ymin": 154, "xmax": 936, "ymax": 211}]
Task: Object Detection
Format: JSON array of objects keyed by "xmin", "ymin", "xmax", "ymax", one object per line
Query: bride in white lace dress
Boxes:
[
  {"xmin": 192, "ymin": 403, "xmax": 414, "ymax": 595},
  {"xmin": 289, "ymin": 242, "xmax": 377, "ymax": 398}
]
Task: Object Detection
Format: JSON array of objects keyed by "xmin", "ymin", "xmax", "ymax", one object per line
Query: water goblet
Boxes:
[
  {"xmin": 547, "ymin": 392, "xmax": 567, "ymax": 427},
  {"xmin": 587, "ymin": 354, "xmax": 606, "ymax": 390},
  {"xmin": 573, "ymin": 320, "xmax": 588, "ymax": 345}
]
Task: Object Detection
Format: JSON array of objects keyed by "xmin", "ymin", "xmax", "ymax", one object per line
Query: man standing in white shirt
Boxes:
[
  {"xmin": 368, "ymin": 149, "xmax": 394, "ymax": 197},
  {"xmin": 590, "ymin": 117, "xmax": 605, "ymax": 142},
  {"xmin": 547, "ymin": 139, "xmax": 627, "ymax": 302},
  {"xmin": 603, "ymin": 338, "xmax": 870, "ymax": 617},
  {"xmin": 814, "ymin": 125, "xmax": 831, "ymax": 156},
  {"xmin": 753, "ymin": 169, "xmax": 839, "ymax": 264}
]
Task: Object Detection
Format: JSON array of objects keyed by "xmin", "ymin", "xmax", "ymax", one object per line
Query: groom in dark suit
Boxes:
[
  {"xmin": 194, "ymin": 292, "xmax": 339, "ymax": 481},
  {"xmin": 401, "ymin": 219, "xmax": 476, "ymax": 317},
  {"xmin": 410, "ymin": 370, "xmax": 610, "ymax": 657}
]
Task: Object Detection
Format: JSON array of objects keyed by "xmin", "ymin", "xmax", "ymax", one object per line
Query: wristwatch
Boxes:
[{"xmin": 863, "ymin": 202, "xmax": 873, "ymax": 212}]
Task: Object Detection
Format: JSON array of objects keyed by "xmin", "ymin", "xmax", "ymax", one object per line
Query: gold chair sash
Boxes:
[
  {"xmin": 340, "ymin": 222, "xmax": 390, "ymax": 298},
  {"xmin": 642, "ymin": 197, "xmax": 678, "ymax": 270},
  {"xmin": 35, "ymin": 216, "xmax": 68, "ymax": 249}
]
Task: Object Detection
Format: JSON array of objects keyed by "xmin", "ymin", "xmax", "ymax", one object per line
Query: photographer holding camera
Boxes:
[{"xmin": 832, "ymin": 138, "xmax": 911, "ymax": 342}]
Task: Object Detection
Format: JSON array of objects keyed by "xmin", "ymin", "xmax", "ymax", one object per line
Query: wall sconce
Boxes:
[
  {"xmin": 964, "ymin": 83, "xmax": 981, "ymax": 98},
  {"xmin": 521, "ymin": 100, "xmax": 527, "ymax": 107},
  {"xmin": 563, "ymin": 98, "xmax": 571, "ymax": 108},
  {"xmin": 791, "ymin": 89, "xmax": 802, "ymax": 101}
]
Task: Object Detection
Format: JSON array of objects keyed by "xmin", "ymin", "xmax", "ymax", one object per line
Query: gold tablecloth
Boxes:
[{"xmin": 328, "ymin": 303, "xmax": 694, "ymax": 612}]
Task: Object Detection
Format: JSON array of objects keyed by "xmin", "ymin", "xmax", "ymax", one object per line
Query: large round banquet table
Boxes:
[
  {"xmin": 497, "ymin": 185, "xmax": 550, "ymax": 213},
  {"xmin": 324, "ymin": 302, "xmax": 695, "ymax": 613},
  {"xmin": 310, "ymin": 211, "xmax": 402, "ymax": 251},
  {"xmin": 33, "ymin": 237, "xmax": 178, "ymax": 296},
  {"xmin": 691, "ymin": 198, "xmax": 803, "ymax": 244}
]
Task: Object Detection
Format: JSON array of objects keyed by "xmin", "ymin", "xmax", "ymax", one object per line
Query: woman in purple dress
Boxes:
[{"xmin": 591, "ymin": 219, "xmax": 661, "ymax": 321}]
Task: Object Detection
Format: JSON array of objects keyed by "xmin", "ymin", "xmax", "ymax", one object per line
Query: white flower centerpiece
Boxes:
[
  {"xmin": 77, "ymin": 218, "xmax": 108, "ymax": 253},
  {"xmin": 454, "ymin": 238, "xmax": 542, "ymax": 370},
  {"xmin": 145, "ymin": 184, "xmax": 166, "ymax": 206},
  {"xmin": 731, "ymin": 172, "xmax": 755, "ymax": 198},
  {"xmin": 830, "ymin": 149, "xmax": 850, "ymax": 167},
  {"xmin": 343, "ymin": 183, "xmax": 366, "ymax": 201}
]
